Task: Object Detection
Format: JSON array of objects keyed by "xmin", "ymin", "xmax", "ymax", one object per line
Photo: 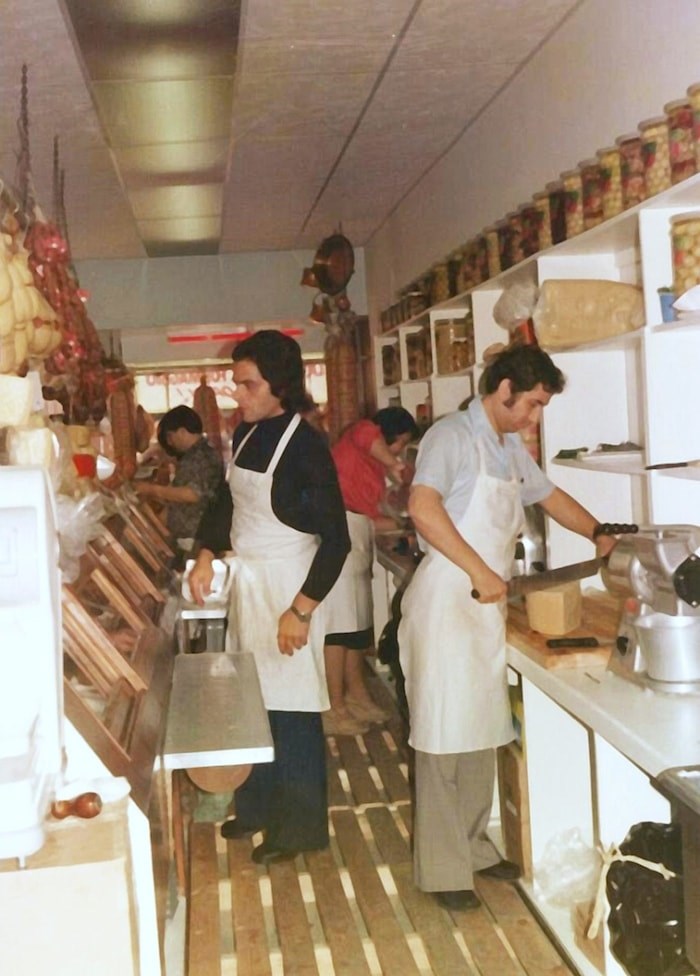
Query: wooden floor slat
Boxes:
[{"xmin": 184, "ymin": 666, "xmax": 578, "ymax": 976}]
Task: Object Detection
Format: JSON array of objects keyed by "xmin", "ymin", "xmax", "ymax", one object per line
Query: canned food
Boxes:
[
  {"xmin": 519, "ymin": 202, "xmax": 540, "ymax": 257},
  {"xmin": 616, "ymin": 134, "xmax": 646, "ymax": 208},
  {"xmin": 484, "ymin": 225, "xmax": 501, "ymax": 278},
  {"xmin": 665, "ymin": 99, "xmax": 696, "ymax": 185},
  {"xmin": 639, "ymin": 116, "xmax": 671, "ymax": 196},
  {"xmin": 561, "ymin": 169, "xmax": 584, "ymax": 238},
  {"xmin": 547, "ymin": 181, "xmax": 567, "ymax": 244},
  {"xmin": 597, "ymin": 146, "xmax": 623, "ymax": 218},
  {"xmin": 532, "ymin": 191, "xmax": 552, "ymax": 249},
  {"xmin": 671, "ymin": 212, "xmax": 700, "ymax": 297},
  {"xmin": 579, "ymin": 158, "xmax": 603, "ymax": 230},
  {"xmin": 687, "ymin": 82, "xmax": 700, "ymax": 170}
]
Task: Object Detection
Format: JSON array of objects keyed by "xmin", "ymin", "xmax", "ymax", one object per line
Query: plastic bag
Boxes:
[
  {"xmin": 493, "ymin": 280, "xmax": 539, "ymax": 332},
  {"xmin": 536, "ymin": 828, "xmax": 602, "ymax": 908},
  {"xmin": 55, "ymin": 492, "xmax": 107, "ymax": 583},
  {"xmin": 606, "ymin": 822, "xmax": 688, "ymax": 976}
]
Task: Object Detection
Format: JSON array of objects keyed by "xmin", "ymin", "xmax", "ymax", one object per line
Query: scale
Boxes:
[{"xmin": 0, "ymin": 466, "xmax": 63, "ymax": 862}]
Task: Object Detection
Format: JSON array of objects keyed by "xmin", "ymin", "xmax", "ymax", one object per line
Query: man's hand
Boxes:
[
  {"xmin": 469, "ymin": 565, "xmax": 508, "ymax": 603},
  {"xmin": 277, "ymin": 609, "xmax": 310, "ymax": 655},
  {"xmin": 186, "ymin": 551, "xmax": 215, "ymax": 606}
]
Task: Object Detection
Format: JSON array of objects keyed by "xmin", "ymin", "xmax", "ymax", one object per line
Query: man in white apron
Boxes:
[
  {"xmin": 398, "ymin": 345, "xmax": 616, "ymax": 911},
  {"xmin": 188, "ymin": 331, "xmax": 350, "ymax": 865}
]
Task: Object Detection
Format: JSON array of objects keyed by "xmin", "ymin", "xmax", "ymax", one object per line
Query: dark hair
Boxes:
[
  {"xmin": 481, "ymin": 345, "xmax": 565, "ymax": 396},
  {"xmin": 373, "ymin": 407, "xmax": 420, "ymax": 444},
  {"xmin": 157, "ymin": 404, "xmax": 202, "ymax": 454},
  {"xmin": 232, "ymin": 330, "xmax": 312, "ymax": 413}
]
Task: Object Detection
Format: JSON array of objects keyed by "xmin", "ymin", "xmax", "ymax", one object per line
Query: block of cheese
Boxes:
[
  {"xmin": 533, "ymin": 279, "xmax": 644, "ymax": 348},
  {"xmin": 525, "ymin": 581, "xmax": 582, "ymax": 635}
]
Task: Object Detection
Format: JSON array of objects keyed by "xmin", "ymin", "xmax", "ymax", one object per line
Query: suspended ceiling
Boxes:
[{"xmin": 0, "ymin": 0, "xmax": 581, "ymax": 260}]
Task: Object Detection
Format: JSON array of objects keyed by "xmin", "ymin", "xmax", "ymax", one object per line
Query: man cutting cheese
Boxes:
[{"xmin": 398, "ymin": 343, "xmax": 617, "ymax": 911}]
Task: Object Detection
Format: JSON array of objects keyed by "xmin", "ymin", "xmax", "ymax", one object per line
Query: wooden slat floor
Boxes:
[{"xmin": 186, "ymin": 673, "xmax": 577, "ymax": 976}]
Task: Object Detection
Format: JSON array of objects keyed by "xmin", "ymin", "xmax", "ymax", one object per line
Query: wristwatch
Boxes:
[{"xmin": 289, "ymin": 604, "xmax": 313, "ymax": 623}]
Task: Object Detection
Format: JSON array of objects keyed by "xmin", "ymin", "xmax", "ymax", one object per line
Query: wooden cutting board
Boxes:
[{"xmin": 507, "ymin": 592, "xmax": 622, "ymax": 669}]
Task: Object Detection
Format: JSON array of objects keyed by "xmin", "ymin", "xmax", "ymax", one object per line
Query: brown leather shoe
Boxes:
[
  {"xmin": 477, "ymin": 859, "xmax": 521, "ymax": 881},
  {"xmin": 434, "ymin": 889, "xmax": 481, "ymax": 911}
]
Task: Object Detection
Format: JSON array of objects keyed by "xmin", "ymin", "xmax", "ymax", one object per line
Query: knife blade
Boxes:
[
  {"xmin": 471, "ymin": 557, "xmax": 604, "ymax": 600},
  {"xmin": 546, "ymin": 636, "xmax": 616, "ymax": 648}
]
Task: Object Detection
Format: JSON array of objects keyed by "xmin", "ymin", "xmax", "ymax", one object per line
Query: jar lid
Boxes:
[
  {"xmin": 578, "ymin": 158, "xmax": 599, "ymax": 169},
  {"xmin": 687, "ymin": 81, "xmax": 700, "ymax": 97},
  {"xmin": 545, "ymin": 180, "xmax": 563, "ymax": 191},
  {"xmin": 532, "ymin": 190, "xmax": 549, "ymax": 200},
  {"xmin": 638, "ymin": 116, "xmax": 668, "ymax": 130},
  {"xmin": 482, "ymin": 224, "xmax": 498, "ymax": 234},
  {"xmin": 670, "ymin": 211, "xmax": 700, "ymax": 224},
  {"xmin": 596, "ymin": 145, "xmax": 619, "ymax": 157},
  {"xmin": 505, "ymin": 211, "xmax": 521, "ymax": 219},
  {"xmin": 664, "ymin": 98, "xmax": 691, "ymax": 112},
  {"xmin": 560, "ymin": 169, "xmax": 581, "ymax": 180},
  {"xmin": 518, "ymin": 201, "xmax": 536, "ymax": 210},
  {"xmin": 615, "ymin": 133, "xmax": 641, "ymax": 146}
]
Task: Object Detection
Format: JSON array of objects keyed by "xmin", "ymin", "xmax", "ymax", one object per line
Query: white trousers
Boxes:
[{"xmin": 413, "ymin": 748, "xmax": 500, "ymax": 892}]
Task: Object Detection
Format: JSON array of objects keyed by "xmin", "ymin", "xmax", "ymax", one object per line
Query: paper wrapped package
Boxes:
[{"xmin": 533, "ymin": 279, "xmax": 644, "ymax": 348}]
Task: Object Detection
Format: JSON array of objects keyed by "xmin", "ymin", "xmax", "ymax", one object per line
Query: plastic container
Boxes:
[
  {"xmin": 687, "ymin": 82, "xmax": 700, "ymax": 169},
  {"xmin": 532, "ymin": 191, "xmax": 552, "ymax": 249},
  {"xmin": 561, "ymin": 169, "xmax": 584, "ymax": 238},
  {"xmin": 671, "ymin": 212, "xmax": 700, "ymax": 297},
  {"xmin": 597, "ymin": 146, "xmax": 623, "ymax": 219},
  {"xmin": 547, "ymin": 180, "xmax": 567, "ymax": 244},
  {"xmin": 579, "ymin": 159, "xmax": 603, "ymax": 230},
  {"xmin": 665, "ymin": 98, "xmax": 696, "ymax": 185},
  {"xmin": 519, "ymin": 202, "xmax": 540, "ymax": 257},
  {"xmin": 639, "ymin": 116, "xmax": 671, "ymax": 197},
  {"xmin": 484, "ymin": 225, "xmax": 501, "ymax": 278},
  {"xmin": 616, "ymin": 133, "xmax": 646, "ymax": 208}
]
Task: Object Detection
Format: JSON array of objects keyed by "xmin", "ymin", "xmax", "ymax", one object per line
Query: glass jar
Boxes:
[
  {"xmin": 547, "ymin": 180, "xmax": 567, "ymax": 244},
  {"xmin": 457, "ymin": 240, "xmax": 476, "ymax": 292},
  {"xmin": 519, "ymin": 202, "xmax": 540, "ymax": 257},
  {"xmin": 506, "ymin": 211, "xmax": 524, "ymax": 265},
  {"xmin": 430, "ymin": 262, "xmax": 450, "ymax": 305},
  {"xmin": 483, "ymin": 225, "xmax": 501, "ymax": 278},
  {"xmin": 639, "ymin": 116, "xmax": 671, "ymax": 197},
  {"xmin": 561, "ymin": 169, "xmax": 584, "ymax": 238},
  {"xmin": 597, "ymin": 145, "xmax": 623, "ymax": 219},
  {"xmin": 473, "ymin": 234, "xmax": 489, "ymax": 284},
  {"xmin": 381, "ymin": 343, "xmax": 400, "ymax": 386},
  {"xmin": 579, "ymin": 158, "xmax": 603, "ymax": 230},
  {"xmin": 671, "ymin": 212, "xmax": 700, "ymax": 297},
  {"xmin": 616, "ymin": 133, "xmax": 646, "ymax": 209},
  {"xmin": 687, "ymin": 82, "xmax": 700, "ymax": 170},
  {"xmin": 496, "ymin": 218, "xmax": 514, "ymax": 271},
  {"xmin": 532, "ymin": 191, "xmax": 552, "ymax": 249},
  {"xmin": 406, "ymin": 327, "xmax": 431, "ymax": 379},
  {"xmin": 435, "ymin": 319, "xmax": 473, "ymax": 374},
  {"xmin": 665, "ymin": 98, "xmax": 696, "ymax": 185}
]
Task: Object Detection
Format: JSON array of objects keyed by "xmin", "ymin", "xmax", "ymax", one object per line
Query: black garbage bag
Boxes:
[
  {"xmin": 606, "ymin": 821, "xmax": 690, "ymax": 976},
  {"xmin": 377, "ymin": 583, "xmax": 408, "ymax": 725}
]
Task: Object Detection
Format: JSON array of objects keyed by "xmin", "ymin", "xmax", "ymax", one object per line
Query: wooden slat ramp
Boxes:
[{"xmin": 185, "ymin": 671, "xmax": 577, "ymax": 976}]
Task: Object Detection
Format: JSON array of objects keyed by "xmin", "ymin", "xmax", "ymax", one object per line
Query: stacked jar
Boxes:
[
  {"xmin": 506, "ymin": 211, "xmax": 524, "ymax": 265},
  {"xmin": 616, "ymin": 133, "xmax": 646, "ymax": 209},
  {"xmin": 484, "ymin": 225, "xmax": 501, "ymax": 278},
  {"xmin": 665, "ymin": 98, "xmax": 696, "ymax": 185},
  {"xmin": 430, "ymin": 262, "xmax": 450, "ymax": 305},
  {"xmin": 687, "ymin": 82, "xmax": 700, "ymax": 170},
  {"xmin": 473, "ymin": 234, "xmax": 490, "ymax": 283},
  {"xmin": 671, "ymin": 212, "xmax": 700, "ymax": 297},
  {"xmin": 435, "ymin": 319, "xmax": 473, "ymax": 374},
  {"xmin": 639, "ymin": 116, "xmax": 671, "ymax": 197},
  {"xmin": 457, "ymin": 240, "xmax": 476, "ymax": 292},
  {"xmin": 547, "ymin": 180, "xmax": 567, "ymax": 244},
  {"xmin": 532, "ymin": 190, "xmax": 552, "ymax": 249},
  {"xmin": 561, "ymin": 169, "xmax": 584, "ymax": 238},
  {"xmin": 597, "ymin": 145, "xmax": 623, "ymax": 219},
  {"xmin": 579, "ymin": 158, "xmax": 604, "ymax": 230},
  {"xmin": 519, "ymin": 202, "xmax": 540, "ymax": 257}
]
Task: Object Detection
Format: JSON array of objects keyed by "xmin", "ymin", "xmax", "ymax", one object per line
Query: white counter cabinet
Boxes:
[{"xmin": 507, "ymin": 643, "xmax": 700, "ymax": 976}]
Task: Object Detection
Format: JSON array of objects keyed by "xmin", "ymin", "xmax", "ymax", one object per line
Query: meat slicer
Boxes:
[{"xmin": 602, "ymin": 525, "xmax": 700, "ymax": 693}]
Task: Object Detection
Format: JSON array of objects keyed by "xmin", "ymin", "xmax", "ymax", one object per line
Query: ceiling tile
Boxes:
[
  {"xmin": 129, "ymin": 183, "xmax": 223, "ymax": 220},
  {"xmin": 114, "ymin": 140, "xmax": 229, "ymax": 187}
]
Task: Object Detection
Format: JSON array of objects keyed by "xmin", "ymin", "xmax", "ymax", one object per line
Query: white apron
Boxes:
[
  {"xmin": 225, "ymin": 414, "xmax": 329, "ymax": 712},
  {"xmin": 398, "ymin": 440, "xmax": 524, "ymax": 754},
  {"xmin": 323, "ymin": 511, "xmax": 374, "ymax": 636}
]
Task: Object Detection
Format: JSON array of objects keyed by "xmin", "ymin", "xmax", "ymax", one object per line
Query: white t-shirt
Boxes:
[{"xmin": 413, "ymin": 398, "xmax": 553, "ymax": 542}]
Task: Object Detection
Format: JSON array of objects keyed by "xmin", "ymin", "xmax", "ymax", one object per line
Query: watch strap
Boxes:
[{"xmin": 289, "ymin": 604, "xmax": 312, "ymax": 623}]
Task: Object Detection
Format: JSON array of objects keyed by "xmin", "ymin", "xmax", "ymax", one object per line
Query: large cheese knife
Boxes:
[{"xmin": 470, "ymin": 522, "xmax": 638, "ymax": 600}]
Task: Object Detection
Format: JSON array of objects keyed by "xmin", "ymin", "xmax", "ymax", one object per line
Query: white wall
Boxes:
[
  {"xmin": 365, "ymin": 0, "xmax": 700, "ymax": 323},
  {"xmin": 74, "ymin": 247, "xmax": 367, "ymax": 333}
]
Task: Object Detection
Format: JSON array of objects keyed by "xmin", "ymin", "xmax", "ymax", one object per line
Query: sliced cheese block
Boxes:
[
  {"xmin": 0, "ymin": 374, "xmax": 33, "ymax": 423},
  {"xmin": 526, "ymin": 582, "xmax": 582, "ymax": 636}
]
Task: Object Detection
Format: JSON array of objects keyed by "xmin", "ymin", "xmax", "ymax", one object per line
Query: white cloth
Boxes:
[
  {"xmin": 399, "ymin": 439, "xmax": 524, "ymax": 753},
  {"xmin": 225, "ymin": 413, "xmax": 329, "ymax": 712},
  {"xmin": 323, "ymin": 511, "xmax": 374, "ymax": 636}
]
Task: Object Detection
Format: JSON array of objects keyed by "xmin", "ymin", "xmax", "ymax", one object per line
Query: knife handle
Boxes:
[
  {"xmin": 592, "ymin": 522, "xmax": 638, "ymax": 539},
  {"xmin": 546, "ymin": 637, "xmax": 599, "ymax": 648}
]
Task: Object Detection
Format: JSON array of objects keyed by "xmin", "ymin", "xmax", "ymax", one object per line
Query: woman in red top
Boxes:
[{"xmin": 323, "ymin": 407, "xmax": 419, "ymax": 736}]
